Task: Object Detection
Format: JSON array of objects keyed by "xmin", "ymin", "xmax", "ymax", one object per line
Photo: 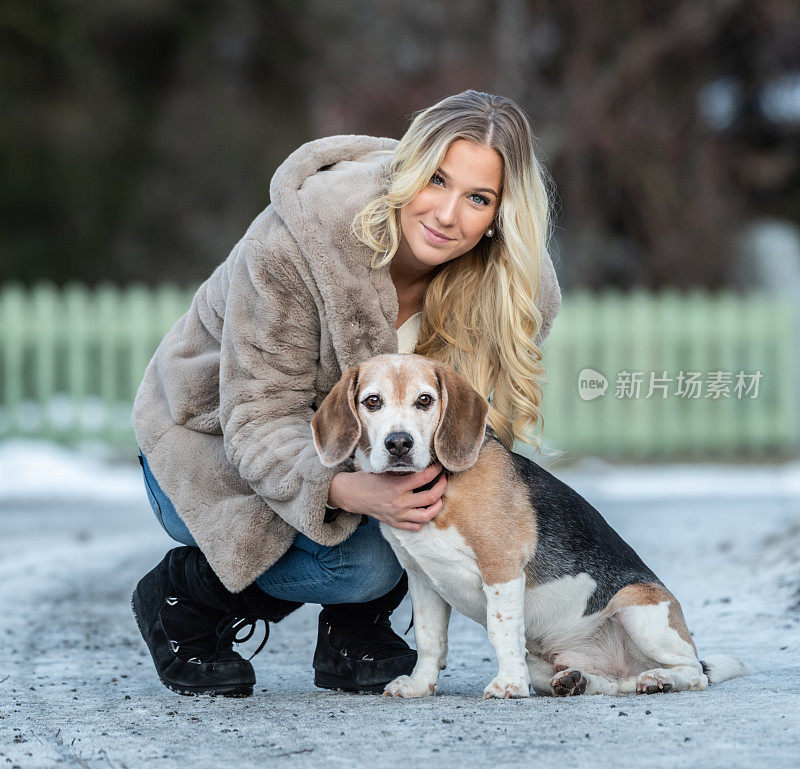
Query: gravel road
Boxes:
[{"xmin": 1, "ymin": 448, "xmax": 798, "ymax": 769}]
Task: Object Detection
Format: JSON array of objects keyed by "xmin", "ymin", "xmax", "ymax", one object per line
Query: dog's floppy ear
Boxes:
[
  {"xmin": 311, "ymin": 365, "xmax": 361, "ymax": 467},
  {"xmin": 433, "ymin": 362, "xmax": 489, "ymax": 472}
]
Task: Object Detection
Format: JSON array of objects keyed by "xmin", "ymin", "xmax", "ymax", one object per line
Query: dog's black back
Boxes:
[{"xmin": 502, "ymin": 440, "xmax": 661, "ymax": 615}]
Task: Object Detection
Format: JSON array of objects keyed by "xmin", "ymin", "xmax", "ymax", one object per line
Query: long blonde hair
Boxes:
[{"xmin": 353, "ymin": 90, "xmax": 552, "ymax": 452}]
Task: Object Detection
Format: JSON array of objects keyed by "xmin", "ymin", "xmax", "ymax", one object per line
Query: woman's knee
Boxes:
[
  {"xmin": 316, "ymin": 520, "xmax": 404, "ymax": 603},
  {"xmin": 138, "ymin": 449, "xmax": 197, "ymax": 546},
  {"xmin": 337, "ymin": 559, "xmax": 404, "ymax": 603}
]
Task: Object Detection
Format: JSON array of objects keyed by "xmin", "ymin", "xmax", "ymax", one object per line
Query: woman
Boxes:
[{"xmin": 132, "ymin": 90, "xmax": 562, "ymax": 697}]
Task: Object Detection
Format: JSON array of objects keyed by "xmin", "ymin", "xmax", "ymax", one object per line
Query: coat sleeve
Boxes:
[{"xmin": 218, "ymin": 234, "xmax": 362, "ymax": 545}]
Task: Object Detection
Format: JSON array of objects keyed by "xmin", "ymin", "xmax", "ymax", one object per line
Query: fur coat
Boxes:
[{"xmin": 132, "ymin": 134, "xmax": 562, "ymax": 592}]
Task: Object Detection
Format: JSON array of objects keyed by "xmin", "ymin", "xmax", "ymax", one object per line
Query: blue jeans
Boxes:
[{"xmin": 137, "ymin": 450, "xmax": 403, "ymax": 604}]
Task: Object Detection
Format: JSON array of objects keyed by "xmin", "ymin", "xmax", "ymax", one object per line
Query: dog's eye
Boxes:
[
  {"xmin": 362, "ymin": 395, "xmax": 382, "ymax": 411},
  {"xmin": 416, "ymin": 394, "xmax": 434, "ymax": 408}
]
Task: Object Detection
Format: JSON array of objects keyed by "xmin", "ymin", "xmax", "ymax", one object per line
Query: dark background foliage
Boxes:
[{"xmin": 1, "ymin": 0, "xmax": 798, "ymax": 289}]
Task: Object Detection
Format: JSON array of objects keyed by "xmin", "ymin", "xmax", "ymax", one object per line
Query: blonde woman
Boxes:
[{"xmin": 132, "ymin": 90, "xmax": 562, "ymax": 697}]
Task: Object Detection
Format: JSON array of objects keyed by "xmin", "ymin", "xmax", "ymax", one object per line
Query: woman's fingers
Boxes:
[
  {"xmin": 395, "ymin": 522, "xmax": 425, "ymax": 531},
  {"xmin": 404, "ymin": 497, "xmax": 443, "ymax": 523},
  {"xmin": 402, "ymin": 462, "xmax": 443, "ymax": 492},
  {"xmin": 383, "ymin": 498, "xmax": 441, "ymax": 531},
  {"xmin": 373, "ymin": 463, "xmax": 447, "ymax": 530},
  {"xmin": 404, "ymin": 471, "xmax": 447, "ymax": 509}
]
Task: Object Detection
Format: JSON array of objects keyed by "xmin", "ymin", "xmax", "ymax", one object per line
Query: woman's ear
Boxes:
[
  {"xmin": 311, "ymin": 365, "xmax": 361, "ymax": 467},
  {"xmin": 433, "ymin": 363, "xmax": 489, "ymax": 472}
]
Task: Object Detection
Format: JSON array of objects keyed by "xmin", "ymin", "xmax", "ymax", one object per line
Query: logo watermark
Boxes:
[
  {"xmin": 578, "ymin": 368, "xmax": 608, "ymax": 401},
  {"xmin": 577, "ymin": 369, "xmax": 763, "ymax": 400}
]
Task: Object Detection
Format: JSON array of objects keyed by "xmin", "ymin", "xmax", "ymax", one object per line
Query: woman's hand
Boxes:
[{"xmin": 328, "ymin": 463, "xmax": 447, "ymax": 531}]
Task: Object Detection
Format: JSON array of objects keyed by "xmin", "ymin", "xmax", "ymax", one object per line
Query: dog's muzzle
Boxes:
[{"xmin": 383, "ymin": 431, "xmax": 415, "ymax": 468}]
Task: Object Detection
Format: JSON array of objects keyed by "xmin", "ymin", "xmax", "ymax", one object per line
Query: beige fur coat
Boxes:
[{"xmin": 132, "ymin": 134, "xmax": 562, "ymax": 592}]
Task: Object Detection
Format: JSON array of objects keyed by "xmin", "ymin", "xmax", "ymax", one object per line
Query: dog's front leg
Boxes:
[
  {"xmin": 482, "ymin": 575, "xmax": 530, "ymax": 698},
  {"xmin": 384, "ymin": 569, "xmax": 450, "ymax": 698}
]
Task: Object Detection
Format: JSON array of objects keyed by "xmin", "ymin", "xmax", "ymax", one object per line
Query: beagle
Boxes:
[{"xmin": 311, "ymin": 354, "xmax": 746, "ymax": 698}]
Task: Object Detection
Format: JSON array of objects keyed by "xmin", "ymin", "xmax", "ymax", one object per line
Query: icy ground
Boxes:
[{"xmin": 0, "ymin": 440, "xmax": 798, "ymax": 769}]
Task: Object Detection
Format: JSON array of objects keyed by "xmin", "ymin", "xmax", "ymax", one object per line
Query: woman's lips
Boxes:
[{"xmin": 422, "ymin": 223, "xmax": 454, "ymax": 244}]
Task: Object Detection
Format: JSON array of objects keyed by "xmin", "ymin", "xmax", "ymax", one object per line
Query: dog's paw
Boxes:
[
  {"xmin": 550, "ymin": 668, "xmax": 588, "ymax": 697},
  {"xmin": 482, "ymin": 675, "xmax": 530, "ymax": 699},
  {"xmin": 636, "ymin": 669, "xmax": 674, "ymax": 694},
  {"xmin": 383, "ymin": 675, "xmax": 436, "ymax": 698},
  {"xmin": 686, "ymin": 672, "xmax": 709, "ymax": 691}
]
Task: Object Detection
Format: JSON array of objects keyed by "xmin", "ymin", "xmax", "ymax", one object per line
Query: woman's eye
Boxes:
[
  {"xmin": 363, "ymin": 395, "xmax": 382, "ymax": 410},
  {"xmin": 416, "ymin": 394, "xmax": 433, "ymax": 407},
  {"xmin": 430, "ymin": 173, "xmax": 445, "ymax": 186},
  {"xmin": 470, "ymin": 193, "xmax": 490, "ymax": 206}
]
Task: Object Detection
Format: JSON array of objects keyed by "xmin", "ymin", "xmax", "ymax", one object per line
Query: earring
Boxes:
[{"xmin": 485, "ymin": 227, "xmax": 494, "ymax": 238}]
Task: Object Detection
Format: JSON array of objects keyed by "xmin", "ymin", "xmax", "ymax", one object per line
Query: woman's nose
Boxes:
[{"xmin": 435, "ymin": 194, "xmax": 458, "ymax": 227}]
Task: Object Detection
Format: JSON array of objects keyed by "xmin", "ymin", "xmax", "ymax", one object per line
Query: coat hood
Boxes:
[
  {"xmin": 269, "ymin": 134, "xmax": 397, "ymax": 267},
  {"xmin": 266, "ymin": 133, "xmax": 561, "ymax": 350},
  {"xmin": 267, "ymin": 134, "xmax": 402, "ymax": 370}
]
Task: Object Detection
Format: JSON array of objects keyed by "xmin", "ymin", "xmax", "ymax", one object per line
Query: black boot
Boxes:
[
  {"xmin": 313, "ymin": 572, "xmax": 417, "ymax": 693},
  {"xmin": 132, "ymin": 546, "xmax": 302, "ymax": 697}
]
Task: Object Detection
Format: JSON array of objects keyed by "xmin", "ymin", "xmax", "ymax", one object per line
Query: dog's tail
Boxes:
[{"xmin": 700, "ymin": 655, "xmax": 748, "ymax": 684}]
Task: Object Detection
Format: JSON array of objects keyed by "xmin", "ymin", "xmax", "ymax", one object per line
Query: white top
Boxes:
[{"xmin": 396, "ymin": 311, "xmax": 422, "ymax": 354}]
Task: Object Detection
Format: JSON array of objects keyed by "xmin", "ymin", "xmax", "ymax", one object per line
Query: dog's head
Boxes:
[{"xmin": 311, "ymin": 353, "xmax": 489, "ymax": 473}]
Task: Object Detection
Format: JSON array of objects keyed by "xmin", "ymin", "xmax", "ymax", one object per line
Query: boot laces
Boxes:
[
  {"xmin": 164, "ymin": 598, "xmax": 270, "ymax": 664},
  {"xmin": 214, "ymin": 615, "xmax": 270, "ymax": 661}
]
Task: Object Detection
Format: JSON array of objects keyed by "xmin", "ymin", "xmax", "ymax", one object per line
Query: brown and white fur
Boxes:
[{"xmin": 311, "ymin": 354, "xmax": 746, "ymax": 699}]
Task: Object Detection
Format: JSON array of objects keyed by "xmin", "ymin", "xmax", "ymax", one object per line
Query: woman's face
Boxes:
[{"xmin": 398, "ymin": 139, "xmax": 502, "ymax": 271}]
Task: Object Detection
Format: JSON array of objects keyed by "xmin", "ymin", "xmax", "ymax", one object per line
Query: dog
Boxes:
[{"xmin": 311, "ymin": 353, "xmax": 746, "ymax": 698}]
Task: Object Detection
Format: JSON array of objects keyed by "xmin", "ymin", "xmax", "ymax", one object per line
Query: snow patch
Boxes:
[{"xmin": 0, "ymin": 438, "xmax": 143, "ymax": 503}]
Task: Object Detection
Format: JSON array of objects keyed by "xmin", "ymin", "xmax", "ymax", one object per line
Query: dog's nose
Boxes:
[{"xmin": 385, "ymin": 432, "xmax": 413, "ymax": 458}]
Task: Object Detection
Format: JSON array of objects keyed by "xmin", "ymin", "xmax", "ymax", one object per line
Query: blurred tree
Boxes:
[
  {"xmin": 541, "ymin": 0, "xmax": 800, "ymax": 289},
  {"xmin": 0, "ymin": 0, "xmax": 798, "ymax": 289},
  {"xmin": 299, "ymin": 0, "xmax": 799, "ymax": 290},
  {"xmin": 0, "ymin": 0, "xmax": 312, "ymax": 285}
]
